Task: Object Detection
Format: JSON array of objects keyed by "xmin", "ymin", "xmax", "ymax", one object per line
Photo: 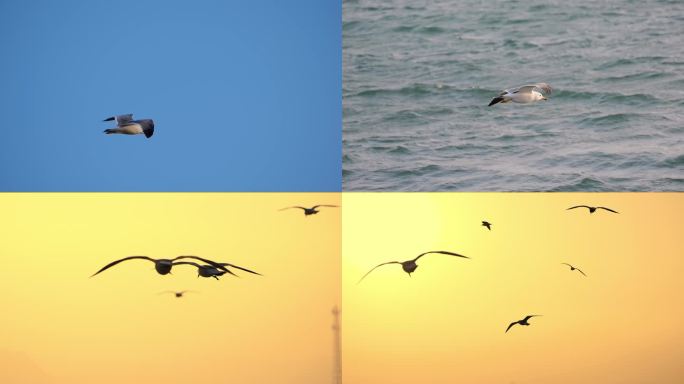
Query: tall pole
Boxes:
[{"xmin": 332, "ymin": 306, "xmax": 342, "ymax": 384}]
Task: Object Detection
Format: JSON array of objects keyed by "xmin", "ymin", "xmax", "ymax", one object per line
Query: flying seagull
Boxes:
[
  {"xmin": 567, "ymin": 205, "xmax": 618, "ymax": 214},
  {"xmin": 506, "ymin": 315, "xmax": 542, "ymax": 333},
  {"xmin": 358, "ymin": 250, "xmax": 469, "ymax": 283},
  {"xmin": 172, "ymin": 260, "xmax": 261, "ymax": 280},
  {"xmin": 90, "ymin": 255, "xmax": 229, "ymax": 277},
  {"xmin": 561, "ymin": 263, "xmax": 587, "ymax": 277},
  {"xmin": 482, "ymin": 221, "xmax": 492, "ymax": 231},
  {"xmin": 103, "ymin": 114, "xmax": 154, "ymax": 138},
  {"xmin": 279, "ymin": 205, "xmax": 339, "ymax": 216},
  {"xmin": 159, "ymin": 290, "xmax": 197, "ymax": 298},
  {"xmin": 488, "ymin": 83, "xmax": 552, "ymax": 106}
]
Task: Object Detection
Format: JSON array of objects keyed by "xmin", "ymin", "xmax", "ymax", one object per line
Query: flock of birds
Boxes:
[
  {"xmin": 90, "ymin": 204, "xmax": 338, "ymax": 295},
  {"xmin": 358, "ymin": 203, "xmax": 619, "ymax": 333}
]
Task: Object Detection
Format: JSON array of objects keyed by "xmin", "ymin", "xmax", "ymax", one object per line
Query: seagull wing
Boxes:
[
  {"xmin": 103, "ymin": 114, "xmax": 134, "ymax": 126},
  {"xmin": 90, "ymin": 255, "xmax": 155, "ymax": 277},
  {"xmin": 358, "ymin": 261, "xmax": 401, "ymax": 283},
  {"xmin": 219, "ymin": 262, "xmax": 262, "ymax": 276},
  {"xmin": 576, "ymin": 268, "xmax": 587, "ymax": 277},
  {"xmin": 522, "ymin": 315, "xmax": 542, "ymax": 321},
  {"xmin": 567, "ymin": 205, "xmax": 591, "ymax": 211},
  {"xmin": 279, "ymin": 206, "xmax": 307, "ymax": 211},
  {"xmin": 413, "ymin": 250, "xmax": 470, "ymax": 262},
  {"xmin": 311, "ymin": 205, "xmax": 339, "ymax": 209},
  {"xmin": 515, "ymin": 83, "xmax": 552, "ymax": 95},
  {"xmin": 561, "ymin": 262, "xmax": 573, "ymax": 269},
  {"xmin": 597, "ymin": 206, "xmax": 619, "ymax": 214},
  {"xmin": 173, "ymin": 255, "xmax": 230, "ymax": 272},
  {"xmin": 171, "ymin": 261, "xmax": 201, "ymax": 268},
  {"xmin": 505, "ymin": 321, "xmax": 518, "ymax": 333}
]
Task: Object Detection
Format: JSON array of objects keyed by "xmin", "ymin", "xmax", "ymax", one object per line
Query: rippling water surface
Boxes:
[{"xmin": 343, "ymin": 0, "xmax": 684, "ymax": 191}]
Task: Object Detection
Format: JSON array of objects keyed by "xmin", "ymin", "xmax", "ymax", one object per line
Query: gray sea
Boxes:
[{"xmin": 343, "ymin": 0, "xmax": 684, "ymax": 191}]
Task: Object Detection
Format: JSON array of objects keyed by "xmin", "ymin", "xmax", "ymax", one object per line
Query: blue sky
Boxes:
[{"xmin": 0, "ymin": 0, "xmax": 340, "ymax": 191}]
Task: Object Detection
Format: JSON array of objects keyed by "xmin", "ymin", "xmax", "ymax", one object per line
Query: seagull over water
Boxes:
[
  {"xmin": 90, "ymin": 255, "xmax": 229, "ymax": 277},
  {"xmin": 506, "ymin": 315, "xmax": 542, "ymax": 333},
  {"xmin": 561, "ymin": 263, "xmax": 587, "ymax": 277},
  {"xmin": 103, "ymin": 114, "xmax": 155, "ymax": 138},
  {"xmin": 488, "ymin": 83, "xmax": 552, "ymax": 106},
  {"xmin": 567, "ymin": 205, "xmax": 619, "ymax": 214},
  {"xmin": 358, "ymin": 250, "xmax": 469, "ymax": 283},
  {"xmin": 279, "ymin": 205, "xmax": 339, "ymax": 216}
]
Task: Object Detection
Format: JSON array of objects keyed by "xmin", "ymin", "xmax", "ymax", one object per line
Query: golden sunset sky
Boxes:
[
  {"xmin": 343, "ymin": 193, "xmax": 683, "ymax": 384},
  {"xmin": 0, "ymin": 193, "xmax": 340, "ymax": 384}
]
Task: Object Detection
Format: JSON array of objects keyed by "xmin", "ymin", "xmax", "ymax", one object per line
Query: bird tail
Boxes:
[
  {"xmin": 488, "ymin": 97, "xmax": 504, "ymax": 106},
  {"xmin": 143, "ymin": 126, "xmax": 154, "ymax": 138}
]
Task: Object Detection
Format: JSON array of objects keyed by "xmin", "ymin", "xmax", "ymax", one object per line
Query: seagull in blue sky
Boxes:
[{"xmin": 103, "ymin": 114, "xmax": 154, "ymax": 138}]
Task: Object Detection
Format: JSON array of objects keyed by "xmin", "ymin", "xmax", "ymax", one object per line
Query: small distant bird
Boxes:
[
  {"xmin": 506, "ymin": 315, "xmax": 542, "ymax": 333},
  {"xmin": 482, "ymin": 221, "xmax": 492, "ymax": 231},
  {"xmin": 90, "ymin": 255, "xmax": 229, "ymax": 277},
  {"xmin": 159, "ymin": 290, "xmax": 197, "ymax": 298},
  {"xmin": 103, "ymin": 114, "xmax": 154, "ymax": 138},
  {"xmin": 488, "ymin": 83, "xmax": 552, "ymax": 106},
  {"xmin": 561, "ymin": 263, "xmax": 587, "ymax": 277},
  {"xmin": 279, "ymin": 205, "xmax": 339, "ymax": 216},
  {"xmin": 358, "ymin": 250, "xmax": 469, "ymax": 283},
  {"xmin": 173, "ymin": 261, "xmax": 261, "ymax": 280},
  {"xmin": 566, "ymin": 205, "xmax": 619, "ymax": 214}
]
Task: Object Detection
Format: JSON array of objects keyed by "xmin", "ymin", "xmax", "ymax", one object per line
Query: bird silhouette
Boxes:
[
  {"xmin": 482, "ymin": 221, "xmax": 492, "ymax": 231},
  {"xmin": 561, "ymin": 263, "xmax": 587, "ymax": 277},
  {"xmin": 103, "ymin": 114, "xmax": 154, "ymax": 138},
  {"xmin": 159, "ymin": 290, "xmax": 197, "ymax": 298},
  {"xmin": 567, "ymin": 205, "xmax": 618, "ymax": 214},
  {"xmin": 279, "ymin": 205, "xmax": 339, "ymax": 216},
  {"xmin": 358, "ymin": 250, "xmax": 469, "ymax": 283},
  {"xmin": 90, "ymin": 255, "xmax": 229, "ymax": 277},
  {"xmin": 172, "ymin": 261, "xmax": 261, "ymax": 280},
  {"xmin": 506, "ymin": 315, "xmax": 542, "ymax": 333}
]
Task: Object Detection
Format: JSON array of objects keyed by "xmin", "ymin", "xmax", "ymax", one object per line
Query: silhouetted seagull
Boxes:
[
  {"xmin": 90, "ymin": 255, "xmax": 228, "ymax": 277},
  {"xmin": 279, "ymin": 205, "xmax": 339, "ymax": 216},
  {"xmin": 482, "ymin": 221, "xmax": 492, "ymax": 231},
  {"xmin": 173, "ymin": 260, "xmax": 261, "ymax": 280},
  {"xmin": 506, "ymin": 315, "xmax": 542, "ymax": 333},
  {"xmin": 358, "ymin": 250, "xmax": 469, "ymax": 283},
  {"xmin": 561, "ymin": 263, "xmax": 587, "ymax": 277},
  {"xmin": 103, "ymin": 114, "xmax": 154, "ymax": 138},
  {"xmin": 567, "ymin": 205, "xmax": 619, "ymax": 214},
  {"xmin": 159, "ymin": 290, "xmax": 197, "ymax": 298},
  {"xmin": 488, "ymin": 83, "xmax": 552, "ymax": 106}
]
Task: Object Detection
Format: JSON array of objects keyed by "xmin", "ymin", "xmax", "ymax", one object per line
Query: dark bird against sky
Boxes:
[
  {"xmin": 359, "ymin": 250, "xmax": 469, "ymax": 283},
  {"xmin": 561, "ymin": 263, "xmax": 587, "ymax": 277},
  {"xmin": 482, "ymin": 221, "xmax": 492, "ymax": 231},
  {"xmin": 90, "ymin": 255, "xmax": 229, "ymax": 277},
  {"xmin": 506, "ymin": 315, "xmax": 542, "ymax": 333},
  {"xmin": 159, "ymin": 290, "xmax": 197, "ymax": 298},
  {"xmin": 103, "ymin": 114, "xmax": 155, "ymax": 138},
  {"xmin": 279, "ymin": 205, "xmax": 339, "ymax": 216},
  {"xmin": 567, "ymin": 205, "xmax": 619, "ymax": 214}
]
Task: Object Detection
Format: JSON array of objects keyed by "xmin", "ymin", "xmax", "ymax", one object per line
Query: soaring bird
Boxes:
[
  {"xmin": 482, "ymin": 221, "xmax": 492, "ymax": 231},
  {"xmin": 506, "ymin": 315, "xmax": 542, "ymax": 333},
  {"xmin": 561, "ymin": 263, "xmax": 587, "ymax": 277},
  {"xmin": 488, "ymin": 83, "xmax": 552, "ymax": 106},
  {"xmin": 103, "ymin": 114, "xmax": 154, "ymax": 138},
  {"xmin": 279, "ymin": 205, "xmax": 339, "ymax": 216},
  {"xmin": 159, "ymin": 290, "xmax": 197, "ymax": 298},
  {"xmin": 172, "ymin": 260, "xmax": 261, "ymax": 280},
  {"xmin": 358, "ymin": 250, "xmax": 469, "ymax": 283},
  {"xmin": 90, "ymin": 255, "xmax": 229, "ymax": 277},
  {"xmin": 566, "ymin": 205, "xmax": 618, "ymax": 214}
]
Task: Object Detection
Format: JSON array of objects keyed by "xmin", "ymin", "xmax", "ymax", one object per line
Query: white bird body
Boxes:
[{"xmin": 489, "ymin": 83, "xmax": 552, "ymax": 106}]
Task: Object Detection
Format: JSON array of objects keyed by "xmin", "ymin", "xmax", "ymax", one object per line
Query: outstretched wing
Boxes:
[
  {"xmin": 505, "ymin": 321, "xmax": 517, "ymax": 333},
  {"xmin": 413, "ymin": 250, "xmax": 470, "ymax": 262},
  {"xmin": 90, "ymin": 255, "xmax": 155, "ymax": 277},
  {"xmin": 567, "ymin": 205, "xmax": 590, "ymax": 211},
  {"xmin": 103, "ymin": 114, "xmax": 134, "ymax": 126},
  {"xmin": 597, "ymin": 206, "xmax": 619, "ymax": 214},
  {"xmin": 279, "ymin": 206, "xmax": 307, "ymax": 211},
  {"xmin": 171, "ymin": 261, "xmax": 201, "ymax": 268},
  {"xmin": 173, "ymin": 255, "xmax": 230, "ymax": 271},
  {"xmin": 523, "ymin": 315, "xmax": 541, "ymax": 321},
  {"xmin": 576, "ymin": 268, "xmax": 587, "ymax": 277},
  {"xmin": 311, "ymin": 205, "xmax": 339, "ymax": 209},
  {"xmin": 219, "ymin": 262, "xmax": 262, "ymax": 276},
  {"xmin": 515, "ymin": 83, "xmax": 552, "ymax": 95},
  {"xmin": 358, "ymin": 261, "xmax": 401, "ymax": 283},
  {"xmin": 561, "ymin": 262, "xmax": 573, "ymax": 268}
]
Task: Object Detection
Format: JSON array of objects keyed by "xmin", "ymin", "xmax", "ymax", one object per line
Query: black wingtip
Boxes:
[
  {"xmin": 488, "ymin": 97, "xmax": 503, "ymax": 106},
  {"xmin": 103, "ymin": 129, "xmax": 114, "ymax": 134},
  {"xmin": 103, "ymin": 116, "xmax": 115, "ymax": 122},
  {"xmin": 144, "ymin": 127, "xmax": 154, "ymax": 138}
]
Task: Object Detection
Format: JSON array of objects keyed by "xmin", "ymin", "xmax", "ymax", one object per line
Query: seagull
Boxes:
[
  {"xmin": 506, "ymin": 315, "xmax": 542, "ymax": 333},
  {"xmin": 279, "ymin": 205, "xmax": 339, "ymax": 216},
  {"xmin": 172, "ymin": 260, "xmax": 261, "ymax": 280},
  {"xmin": 561, "ymin": 263, "xmax": 587, "ymax": 277},
  {"xmin": 567, "ymin": 205, "xmax": 618, "ymax": 214},
  {"xmin": 159, "ymin": 290, "xmax": 197, "ymax": 298},
  {"xmin": 103, "ymin": 114, "xmax": 154, "ymax": 138},
  {"xmin": 90, "ymin": 255, "xmax": 229, "ymax": 277},
  {"xmin": 482, "ymin": 221, "xmax": 492, "ymax": 231},
  {"xmin": 358, "ymin": 250, "xmax": 469, "ymax": 283},
  {"xmin": 488, "ymin": 83, "xmax": 552, "ymax": 106}
]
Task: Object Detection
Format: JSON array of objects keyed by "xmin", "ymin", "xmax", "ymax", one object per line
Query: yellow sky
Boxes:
[
  {"xmin": 0, "ymin": 193, "xmax": 340, "ymax": 384},
  {"xmin": 343, "ymin": 193, "xmax": 683, "ymax": 384}
]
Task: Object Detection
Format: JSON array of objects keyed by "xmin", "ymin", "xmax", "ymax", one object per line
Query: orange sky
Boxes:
[
  {"xmin": 0, "ymin": 193, "xmax": 340, "ymax": 384},
  {"xmin": 342, "ymin": 193, "xmax": 683, "ymax": 384}
]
